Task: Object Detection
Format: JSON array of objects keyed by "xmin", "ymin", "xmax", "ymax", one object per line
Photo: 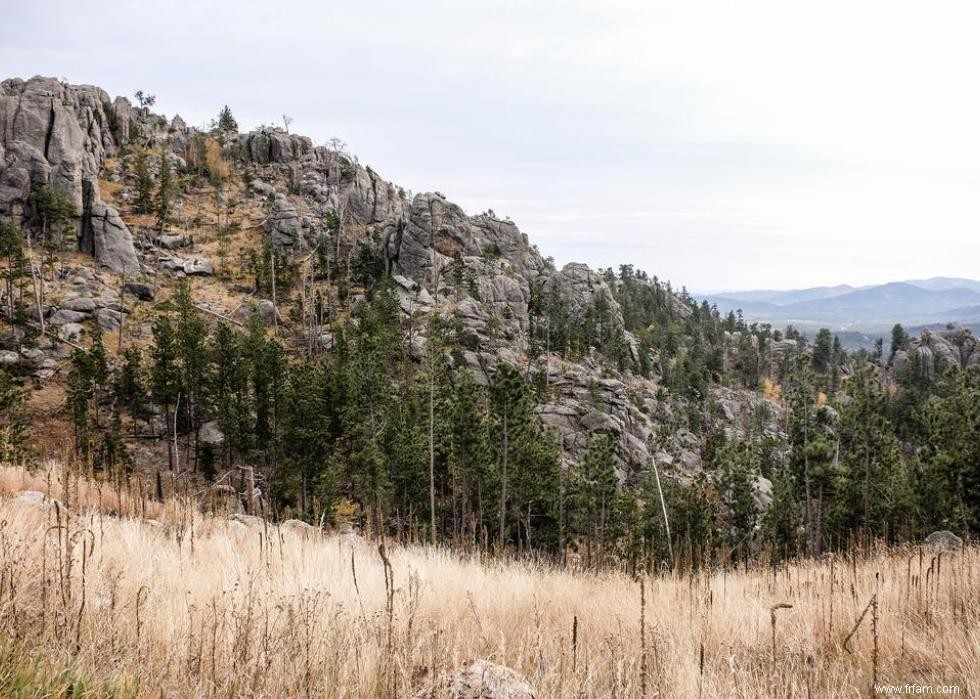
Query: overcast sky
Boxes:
[{"xmin": 3, "ymin": 0, "xmax": 979, "ymax": 291}]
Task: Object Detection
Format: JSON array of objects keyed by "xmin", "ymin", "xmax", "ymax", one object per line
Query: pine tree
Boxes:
[
  {"xmin": 155, "ymin": 151, "xmax": 173, "ymax": 232},
  {"xmin": 151, "ymin": 315, "xmax": 181, "ymax": 469},
  {"xmin": 216, "ymin": 105, "xmax": 238, "ymax": 133},
  {"xmin": 569, "ymin": 433, "xmax": 618, "ymax": 564},
  {"xmin": 115, "ymin": 345, "xmax": 150, "ymax": 436},
  {"xmin": 0, "ymin": 367, "xmax": 27, "ymax": 461},
  {"xmin": 133, "ymin": 148, "xmax": 154, "ymax": 214},
  {"xmin": 67, "ymin": 348, "xmax": 94, "ymax": 459}
]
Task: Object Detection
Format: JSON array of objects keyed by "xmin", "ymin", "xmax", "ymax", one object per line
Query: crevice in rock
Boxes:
[{"xmin": 43, "ymin": 99, "xmax": 56, "ymax": 160}]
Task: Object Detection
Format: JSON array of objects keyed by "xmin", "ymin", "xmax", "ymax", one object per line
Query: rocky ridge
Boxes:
[{"xmin": 0, "ymin": 75, "xmax": 789, "ymax": 489}]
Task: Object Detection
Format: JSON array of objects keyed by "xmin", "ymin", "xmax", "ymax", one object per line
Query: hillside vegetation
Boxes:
[
  {"xmin": 1, "ymin": 76, "xmax": 979, "ymax": 575},
  {"xmin": 0, "ymin": 463, "xmax": 977, "ymax": 698}
]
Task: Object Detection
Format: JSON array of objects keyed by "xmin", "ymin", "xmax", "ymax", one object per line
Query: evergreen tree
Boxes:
[
  {"xmin": 150, "ymin": 315, "xmax": 181, "ymax": 469},
  {"xmin": 133, "ymin": 148, "xmax": 154, "ymax": 214},
  {"xmin": 155, "ymin": 151, "xmax": 173, "ymax": 231}
]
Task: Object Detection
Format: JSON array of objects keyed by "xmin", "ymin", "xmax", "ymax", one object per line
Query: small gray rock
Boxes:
[
  {"xmin": 49, "ymin": 309, "xmax": 89, "ymax": 325},
  {"xmin": 0, "ymin": 350, "xmax": 19, "ymax": 365},
  {"xmin": 123, "ymin": 282, "xmax": 157, "ymax": 301},
  {"xmin": 61, "ymin": 297, "xmax": 99, "ymax": 312},
  {"xmin": 58, "ymin": 323, "xmax": 84, "ymax": 341}
]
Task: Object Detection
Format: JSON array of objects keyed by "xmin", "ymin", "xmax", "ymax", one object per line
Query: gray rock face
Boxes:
[
  {"xmin": 0, "ymin": 350, "xmax": 19, "ymax": 365},
  {"xmin": 0, "ymin": 76, "xmax": 139, "ymax": 275},
  {"xmin": 265, "ymin": 195, "xmax": 305, "ymax": 247},
  {"xmin": 241, "ymin": 128, "xmax": 312, "ymax": 164}
]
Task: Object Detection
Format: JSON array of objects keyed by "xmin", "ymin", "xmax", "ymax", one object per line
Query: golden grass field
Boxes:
[{"xmin": 0, "ymin": 463, "xmax": 977, "ymax": 698}]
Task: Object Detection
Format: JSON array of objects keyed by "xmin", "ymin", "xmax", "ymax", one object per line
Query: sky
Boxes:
[{"xmin": 3, "ymin": 0, "xmax": 979, "ymax": 291}]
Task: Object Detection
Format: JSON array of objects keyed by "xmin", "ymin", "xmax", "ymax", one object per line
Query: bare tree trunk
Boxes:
[
  {"xmin": 498, "ymin": 410, "xmax": 508, "ymax": 554},
  {"xmin": 25, "ymin": 234, "xmax": 45, "ymax": 336},
  {"xmin": 429, "ymin": 351, "xmax": 436, "ymax": 545},
  {"xmin": 651, "ymin": 454, "xmax": 674, "ymax": 568}
]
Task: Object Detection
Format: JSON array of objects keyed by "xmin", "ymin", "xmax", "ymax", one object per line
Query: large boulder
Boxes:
[
  {"xmin": 83, "ymin": 200, "xmax": 140, "ymax": 275},
  {"xmin": 925, "ymin": 530, "xmax": 963, "ymax": 552}
]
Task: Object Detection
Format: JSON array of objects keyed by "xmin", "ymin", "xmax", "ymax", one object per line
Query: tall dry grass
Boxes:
[{"xmin": 0, "ymin": 463, "xmax": 977, "ymax": 697}]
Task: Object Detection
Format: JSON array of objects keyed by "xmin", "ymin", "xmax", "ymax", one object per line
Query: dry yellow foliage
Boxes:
[{"xmin": 762, "ymin": 377, "xmax": 782, "ymax": 401}]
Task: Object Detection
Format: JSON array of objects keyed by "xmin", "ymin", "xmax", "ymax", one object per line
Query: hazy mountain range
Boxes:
[{"xmin": 696, "ymin": 277, "xmax": 980, "ymax": 348}]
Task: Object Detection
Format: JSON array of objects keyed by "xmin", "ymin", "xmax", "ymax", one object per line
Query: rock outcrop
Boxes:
[{"xmin": 0, "ymin": 76, "xmax": 139, "ymax": 275}]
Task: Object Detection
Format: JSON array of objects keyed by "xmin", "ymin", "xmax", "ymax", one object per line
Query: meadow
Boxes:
[{"xmin": 0, "ymin": 464, "xmax": 976, "ymax": 697}]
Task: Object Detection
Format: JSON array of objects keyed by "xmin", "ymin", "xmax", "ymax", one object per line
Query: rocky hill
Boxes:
[{"xmin": 0, "ymin": 75, "xmax": 799, "ymax": 513}]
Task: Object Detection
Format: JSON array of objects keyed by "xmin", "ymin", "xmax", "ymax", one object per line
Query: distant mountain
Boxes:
[
  {"xmin": 902, "ymin": 277, "xmax": 980, "ymax": 294},
  {"xmin": 697, "ymin": 277, "xmax": 980, "ymax": 347},
  {"xmin": 715, "ymin": 284, "xmax": 856, "ymax": 306}
]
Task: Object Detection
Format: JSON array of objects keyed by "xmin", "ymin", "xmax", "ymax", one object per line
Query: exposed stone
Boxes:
[
  {"xmin": 156, "ymin": 233, "xmax": 188, "ymax": 249},
  {"xmin": 0, "ymin": 350, "xmax": 19, "ymax": 365},
  {"xmin": 84, "ymin": 200, "xmax": 140, "ymax": 275},
  {"xmin": 123, "ymin": 282, "xmax": 157, "ymax": 301},
  {"xmin": 95, "ymin": 307, "xmax": 124, "ymax": 331},
  {"xmin": 249, "ymin": 178, "xmax": 275, "ymax": 197},
  {"xmin": 160, "ymin": 255, "xmax": 213, "ymax": 276},
  {"xmin": 199, "ymin": 420, "xmax": 225, "ymax": 445},
  {"xmin": 15, "ymin": 490, "xmax": 64, "ymax": 509},
  {"xmin": 413, "ymin": 659, "xmax": 535, "ymax": 699},
  {"xmin": 753, "ymin": 476, "xmax": 773, "ymax": 512},
  {"xmin": 925, "ymin": 530, "xmax": 963, "ymax": 552},
  {"xmin": 61, "ymin": 296, "xmax": 99, "ymax": 312},
  {"xmin": 58, "ymin": 323, "xmax": 84, "ymax": 341},
  {"xmin": 49, "ymin": 308, "xmax": 89, "ymax": 325},
  {"xmin": 281, "ymin": 519, "xmax": 317, "ymax": 536}
]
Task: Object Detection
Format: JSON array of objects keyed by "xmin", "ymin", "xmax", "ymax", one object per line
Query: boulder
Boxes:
[
  {"xmin": 0, "ymin": 350, "xmax": 20, "ymax": 365},
  {"xmin": 58, "ymin": 323, "xmax": 84, "ymax": 341},
  {"xmin": 925, "ymin": 530, "xmax": 963, "ymax": 552},
  {"xmin": 14, "ymin": 490, "xmax": 63, "ymax": 509},
  {"xmin": 84, "ymin": 200, "xmax": 141, "ymax": 276},
  {"xmin": 61, "ymin": 297, "xmax": 99, "ymax": 312},
  {"xmin": 156, "ymin": 233, "xmax": 188, "ymax": 249},
  {"xmin": 249, "ymin": 179, "xmax": 275, "ymax": 197},
  {"xmin": 95, "ymin": 307, "xmax": 124, "ymax": 331},
  {"xmin": 753, "ymin": 476, "xmax": 773, "ymax": 512},
  {"xmin": 123, "ymin": 281, "xmax": 157, "ymax": 301},
  {"xmin": 198, "ymin": 420, "xmax": 225, "ymax": 445},
  {"xmin": 281, "ymin": 519, "xmax": 317, "ymax": 536},
  {"xmin": 227, "ymin": 513, "xmax": 263, "ymax": 528},
  {"xmin": 49, "ymin": 308, "xmax": 89, "ymax": 325},
  {"xmin": 413, "ymin": 659, "xmax": 535, "ymax": 699}
]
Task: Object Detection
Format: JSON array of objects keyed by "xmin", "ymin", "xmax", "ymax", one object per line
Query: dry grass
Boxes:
[{"xmin": 0, "ymin": 463, "xmax": 977, "ymax": 697}]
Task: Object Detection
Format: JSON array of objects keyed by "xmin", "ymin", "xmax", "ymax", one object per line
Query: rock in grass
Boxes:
[
  {"xmin": 413, "ymin": 659, "xmax": 535, "ymax": 699},
  {"xmin": 925, "ymin": 530, "xmax": 963, "ymax": 552}
]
